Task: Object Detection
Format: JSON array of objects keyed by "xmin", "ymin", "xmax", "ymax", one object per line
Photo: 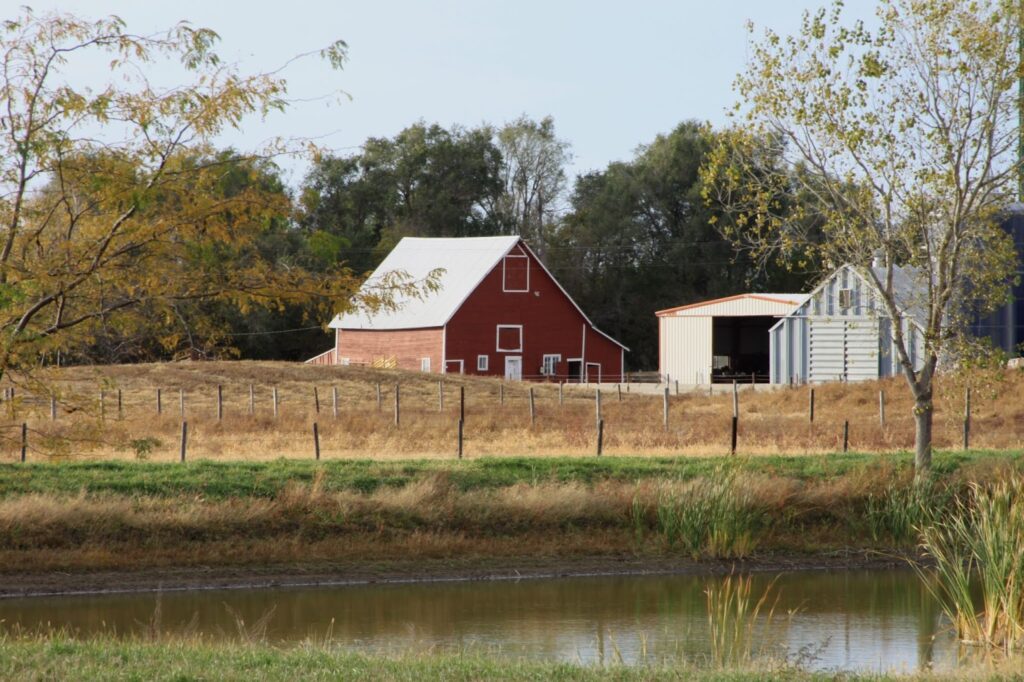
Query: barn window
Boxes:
[
  {"xmin": 477, "ymin": 355, "xmax": 489, "ymax": 371},
  {"xmin": 420, "ymin": 357, "xmax": 431, "ymax": 372},
  {"xmin": 541, "ymin": 354, "xmax": 560, "ymax": 376},
  {"xmin": 496, "ymin": 325, "xmax": 523, "ymax": 352},
  {"xmin": 838, "ymin": 288, "xmax": 853, "ymax": 310},
  {"xmin": 502, "ymin": 254, "xmax": 529, "ymax": 292}
]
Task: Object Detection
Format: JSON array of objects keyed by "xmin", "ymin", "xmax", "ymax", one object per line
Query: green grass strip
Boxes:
[{"xmin": 0, "ymin": 451, "xmax": 1019, "ymax": 499}]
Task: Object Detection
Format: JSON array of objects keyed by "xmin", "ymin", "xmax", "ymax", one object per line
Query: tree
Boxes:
[
  {"xmin": 0, "ymin": 9, "xmax": 425, "ymax": 373},
  {"xmin": 299, "ymin": 122, "xmax": 504, "ymax": 272},
  {"xmin": 491, "ymin": 115, "xmax": 572, "ymax": 259},
  {"xmin": 701, "ymin": 0, "xmax": 1020, "ymax": 474},
  {"xmin": 551, "ymin": 121, "xmax": 815, "ymax": 368}
]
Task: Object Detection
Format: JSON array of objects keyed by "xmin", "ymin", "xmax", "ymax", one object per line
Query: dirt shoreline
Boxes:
[{"xmin": 0, "ymin": 552, "xmax": 913, "ymax": 599}]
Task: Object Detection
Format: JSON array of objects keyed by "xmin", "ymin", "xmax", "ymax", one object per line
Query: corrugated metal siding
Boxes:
[
  {"xmin": 660, "ymin": 316, "xmax": 712, "ymax": 384},
  {"xmin": 807, "ymin": 317, "xmax": 880, "ymax": 382},
  {"xmin": 846, "ymin": 318, "xmax": 881, "ymax": 380},
  {"xmin": 809, "ymin": 318, "xmax": 846, "ymax": 382}
]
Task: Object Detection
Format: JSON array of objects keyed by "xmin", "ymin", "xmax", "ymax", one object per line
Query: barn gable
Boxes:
[{"xmin": 769, "ymin": 264, "xmax": 927, "ymax": 384}]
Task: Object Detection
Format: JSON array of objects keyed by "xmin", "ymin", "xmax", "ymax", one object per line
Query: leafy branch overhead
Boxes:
[{"xmin": 0, "ymin": 8, "xmax": 383, "ymax": 366}]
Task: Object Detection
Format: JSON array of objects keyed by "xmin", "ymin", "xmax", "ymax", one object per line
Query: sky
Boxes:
[{"xmin": 20, "ymin": 0, "xmax": 877, "ymax": 186}]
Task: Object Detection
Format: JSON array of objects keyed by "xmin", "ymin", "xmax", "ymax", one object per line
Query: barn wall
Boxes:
[
  {"xmin": 659, "ymin": 316, "xmax": 712, "ymax": 384},
  {"xmin": 770, "ymin": 265, "xmax": 927, "ymax": 384},
  {"xmin": 446, "ymin": 251, "xmax": 623, "ymax": 382},
  {"xmin": 335, "ymin": 327, "xmax": 444, "ymax": 373}
]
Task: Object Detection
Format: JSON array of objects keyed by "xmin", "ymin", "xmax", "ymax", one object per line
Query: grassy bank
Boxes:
[
  {"xmin": 0, "ymin": 636, "xmax": 1019, "ymax": 681},
  {"xmin": 0, "ymin": 452, "xmax": 1020, "ymax": 576},
  {"xmin": 6, "ymin": 361, "xmax": 1024, "ymax": 460}
]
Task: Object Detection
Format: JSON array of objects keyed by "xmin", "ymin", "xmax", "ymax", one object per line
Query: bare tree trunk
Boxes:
[{"xmin": 914, "ymin": 392, "xmax": 933, "ymax": 476}]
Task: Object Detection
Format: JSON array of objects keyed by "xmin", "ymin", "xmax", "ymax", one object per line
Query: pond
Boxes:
[{"xmin": 0, "ymin": 568, "xmax": 963, "ymax": 673}]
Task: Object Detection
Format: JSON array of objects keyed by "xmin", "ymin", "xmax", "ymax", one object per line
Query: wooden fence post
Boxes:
[
  {"xmin": 596, "ymin": 418, "xmax": 604, "ymax": 456},
  {"xmin": 179, "ymin": 389, "xmax": 185, "ymax": 418},
  {"xmin": 156, "ymin": 388, "xmax": 162, "ymax": 415},
  {"xmin": 808, "ymin": 388, "xmax": 815, "ymax": 423},
  {"xmin": 730, "ymin": 416, "xmax": 738, "ymax": 455},
  {"xmin": 117, "ymin": 389, "xmax": 122, "ymax": 420},
  {"xmin": 732, "ymin": 380, "xmax": 739, "ymax": 419},
  {"xmin": 332, "ymin": 386, "xmax": 339, "ymax": 418},
  {"xmin": 180, "ymin": 421, "xmax": 188, "ymax": 463},
  {"xmin": 879, "ymin": 390, "xmax": 885, "ymax": 427},
  {"xmin": 675, "ymin": 379, "xmax": 679, "ymax": 396},
  {"xmin": 963, "ymin": 387, "xmax": 971, "ymax": 450},
  {"xmin": 313, "ymin": 386, "xmax": 320, "ymax": 414},
  {"xmin": 663, "ymin": 387, "xmax": 670, "ymax": 431},
  {"xmin": 249, "ymin": 384, "xmax": 255, "ymax": 416},
  {"xmin": 376, "ymin": 382, "xmax": 382, "ymax": 411},
  {"xmin": 558, "ymin": 382, "xmax": 564, "ymax": 406},
  {"xmin": 460, "ymin": 386, "xmax": 465, "ymax": 423},
  {"xmin": 20, "ymin": 422, "xmax": 26, "ymax": 463},
  {"xmin": 99, "ymin": 390, "xmax": 105, "ymax": 421},
  {"xmin": 313, "ymin": 422, "xmax": 321, "ymax": 460},
  {"xmin": 529, "ymin": 387, "xmax": 536, "ymax": 427},
  {"xmin": 595, "ymin": 389, "xmax": 602, "ymax": 422},
  {"xmin": 843, "ymin": 420, "xmax": 850, "ymax": 453},
  {"xmin": 394, "ymin": 384, "xmax": 400, "ymax": 427},
  {"xmin": 217, "ymin": 385, "xmax": 223, "ymax": 421},
  {"xmin": 457, "ymin": 418, "xmax": 464, "ymax": 459},
  {"xmin": 438, "ymin": 380, "xmax": 444, "ymax": 412},
  {"xmin": 272, "ymin": 387, "xmax": 279, "ymax": 418},
  {"xmin": 617, "ymin": 384, "xmax": 622, "ymax": 402}
]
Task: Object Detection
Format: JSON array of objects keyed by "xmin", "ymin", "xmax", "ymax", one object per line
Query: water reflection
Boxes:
[{"xmin": 0, "ymin": 569, "xmax": 961, "ymax": 673}]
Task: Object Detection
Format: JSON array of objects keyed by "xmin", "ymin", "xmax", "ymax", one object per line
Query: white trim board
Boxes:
[{"xmin": 495, "ymin": 324, "xmax": 524, "ymax": 352}]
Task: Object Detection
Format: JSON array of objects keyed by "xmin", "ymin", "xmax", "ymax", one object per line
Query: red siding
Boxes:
[
  {"xmin": 335, "ymin": 327, "xmax": 443, "ymax": 372},
  {"xmin": 445, "ymin": 247, "xmax": 623, "ymax": 382}
]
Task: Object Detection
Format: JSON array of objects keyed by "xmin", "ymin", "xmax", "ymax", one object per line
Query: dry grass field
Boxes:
[{"xmin": 2, "ymin": 360, "xmax": 1022, "ymax": 462}]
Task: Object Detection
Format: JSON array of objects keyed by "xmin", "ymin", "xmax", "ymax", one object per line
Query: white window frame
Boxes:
[
  {"xmin": 541, "ymin": 354, "xmax": 561, "ymax": 376},
  {"xmin": 502, "ymin": 253, "xmax": 530, "ymax": 292},
  {"xmin": 495, "ymin": 324, "xmax": 524, "ymax": 352},
  {"xmin": 477, "ymin": 355, "xmax": 489, "ymax": 371},
  {"xmin": 420, "ymin": 357, "xmax": 431, "ymax": 372},
  {"xmin": 585, "ymin": 362, "xmax": 602, "ymax": 383},
  {"xmin": 444, "ymin": 359, "xmax": 464, "ymax": 375}
]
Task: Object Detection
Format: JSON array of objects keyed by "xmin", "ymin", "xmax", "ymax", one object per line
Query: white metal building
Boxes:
[
  {"xmin": 769, "ymin": 264, "xmax": 926, "ymax": 384},
  {"xmin": 657, "ymin": 294, "xmax": 808, "ymax": 385}
]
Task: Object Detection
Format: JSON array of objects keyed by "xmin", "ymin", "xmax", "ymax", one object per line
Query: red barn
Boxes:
[{"xmin": 309, "ymin": 236, "xmax": 627, "ymax": 381}]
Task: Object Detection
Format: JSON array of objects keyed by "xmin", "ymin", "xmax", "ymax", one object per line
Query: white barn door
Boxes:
[{"xmin": 504, "ymin": 356, "xmax": 523, "ymax": 381}]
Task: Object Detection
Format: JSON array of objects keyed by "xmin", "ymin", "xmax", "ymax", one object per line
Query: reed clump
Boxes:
[
  {"xmin": 705, "ymin": 574, "xmax": 783, "ymax": 667},
  {"xmin": 918, "ymin": 476, "xmax": 1024, "ymax": 651},
  {"xmin": 644, "ymin": 469, "xmax": 767, "ymax": 558},
  {"xmin": 865, "ymin": 476, "xmax": 950, "ymax": 544}
]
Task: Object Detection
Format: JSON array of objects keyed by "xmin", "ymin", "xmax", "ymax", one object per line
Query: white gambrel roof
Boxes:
[{"xmin": 330, "ymin": 236, "xmax": 520, "ymax": 330}]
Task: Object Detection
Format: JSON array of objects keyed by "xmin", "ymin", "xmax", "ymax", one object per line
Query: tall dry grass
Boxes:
[
  {"xmin": 2, "ymin": 360, "xmax": 1024, "ymax": 461},
  {"xmin": 0, "ymin": 461, "xmax": 1007, "ymax": 572}
]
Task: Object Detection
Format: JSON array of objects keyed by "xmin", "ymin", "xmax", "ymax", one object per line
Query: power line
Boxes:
[{"xmin": 224, "ymin": 325, "xmax": 323, "ymax": 337}]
